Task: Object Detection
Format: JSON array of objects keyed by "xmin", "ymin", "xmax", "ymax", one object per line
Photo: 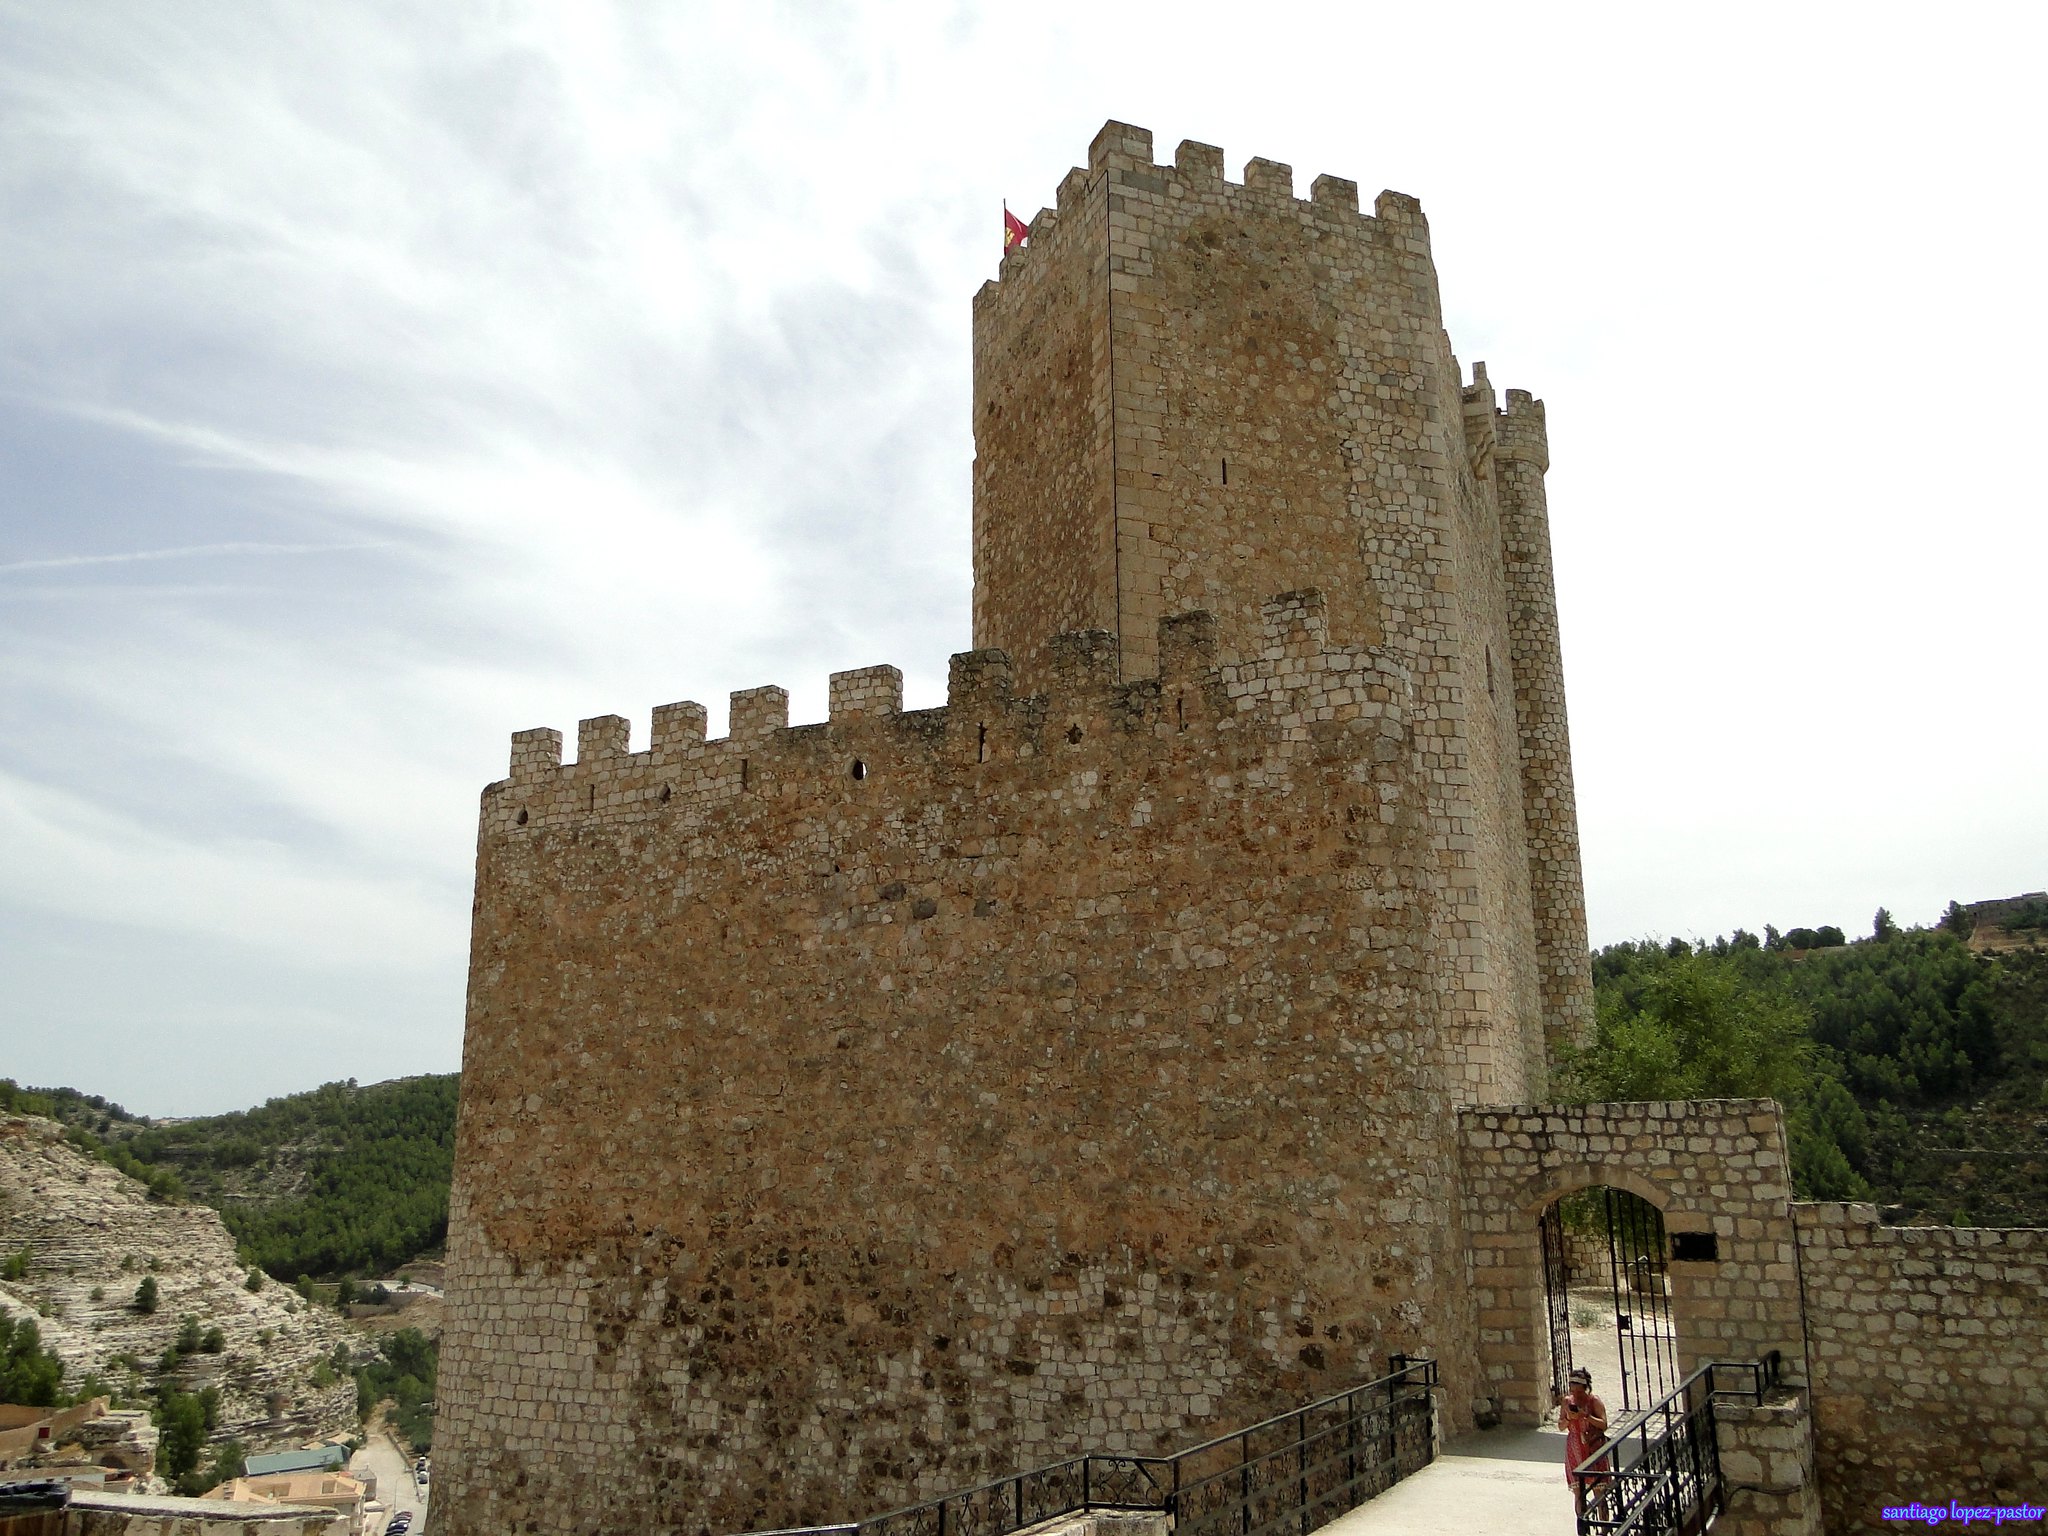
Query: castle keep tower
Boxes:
[
  {"xmin": 432, "ymin": 123, "xmax": 1593, "ymax": 1536},
  {"xmin": 975, "ymin": 121, "xmax": 1590, "ymax": 1079}
]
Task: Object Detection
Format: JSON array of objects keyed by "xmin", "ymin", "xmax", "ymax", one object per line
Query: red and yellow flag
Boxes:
[{"xmin": 1003, "ymin": 204, "xmax": 1029, "ymax": 252}]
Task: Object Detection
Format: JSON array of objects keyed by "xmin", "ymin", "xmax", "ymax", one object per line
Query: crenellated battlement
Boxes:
[
  {"xmin": 1495, "ymin": 387, "xmax": 1549, "ymax": 471},
  {"xmin": 982, "ymin": 119, "xmax": 1429, "ymax": 299},
  {"xmin": 1459, "ymin": 360, "xmax": 1549, "ymax": 478},
  {"xmin": 486, "ymin": 591, "xmax": 1413, "ymax": 838}
]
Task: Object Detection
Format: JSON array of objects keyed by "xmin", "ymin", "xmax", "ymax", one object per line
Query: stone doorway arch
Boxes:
[{"xmin": 1456, "ymin": 1100, "xmax": 1809, "ymax": 1427}]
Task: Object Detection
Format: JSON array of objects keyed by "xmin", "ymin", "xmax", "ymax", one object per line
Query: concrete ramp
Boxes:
[{"xmin": 1315, "ymin": 1427, "xmax": 1578, "ymax": 1536}]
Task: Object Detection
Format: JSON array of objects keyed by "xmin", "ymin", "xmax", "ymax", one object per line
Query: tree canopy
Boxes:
[
  {"xmin": 0, "ymin": 1314, "xmax": 66, "ymax": 1407},
  {"xmin": 1566, "ymin": 922, "xmax": 2048, "ymax": 1222}
]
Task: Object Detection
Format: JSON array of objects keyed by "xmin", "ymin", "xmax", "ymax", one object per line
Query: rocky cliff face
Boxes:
[{"xmin": 0, "ymin": 1114, "xmax": 358, "ymax": 1449}]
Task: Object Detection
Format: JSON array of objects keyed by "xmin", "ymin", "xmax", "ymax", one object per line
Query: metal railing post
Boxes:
[
  {"xmin": 1345, "ymin": 1388, "xmax": 1357, "ymax": 1499},
  {"xmin": 1296, "ymin": 1408, "xmax": 1308, "ymax": 1536},
  {"xmin": 1384, "ymin": 1359, "xmax": 1398, "ymax": 1479}
]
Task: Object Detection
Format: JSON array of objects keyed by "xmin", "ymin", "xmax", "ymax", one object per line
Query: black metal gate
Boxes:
[
  {"xmin": 1604, "ymin": 1188, "xmax": 1679, "ymax": 1410},
  {"xmin": 1540, "ymin": 1189, "xmax": 1682, "ymax": 1414},
  {"xmin": 1540, "ymin": 1196, "xmax": 1574, "ymax": 1402}
]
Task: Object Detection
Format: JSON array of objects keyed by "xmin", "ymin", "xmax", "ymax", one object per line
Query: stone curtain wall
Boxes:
[
  {"xmin": 1794, "ymin": 1203, "xmax": 2048, "ymax": 1528},
  {"xmin": 434, "ymin": 597, "xmax": 1486, "ymax": 1536},
  {"xmin": 1456, "ymin": 1101, "xmax": 1808, "ymax": 1426}
]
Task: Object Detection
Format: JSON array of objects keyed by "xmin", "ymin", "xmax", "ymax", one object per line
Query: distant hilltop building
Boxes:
[
  {"xmin": 433, "ymin": 118, "xmax": 1589, "ymax": 1536},
  {"xmin": 1959, "ymin": 892, "xmax": 2048, "ymax": 932},
  {"xmin": 430, "ymin": 123, "xmax": 2048, "ymax": 1536}
]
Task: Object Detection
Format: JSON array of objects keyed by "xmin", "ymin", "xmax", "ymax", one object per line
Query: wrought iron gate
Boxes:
[
  {"xmin": 1603, "ymin": 1188, "xmax": 1679, "ymax": 1410},
  {"xmin": 1540, "ymin": 1189, "xmax": 1682, "ymax": 1413},
  {"xmin": 1540, "ymin": 1196, "xmax": 1574, "ymax": 1402}
]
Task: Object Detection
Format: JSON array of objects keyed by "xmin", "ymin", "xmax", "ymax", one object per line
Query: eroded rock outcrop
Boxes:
[{"xmin": 0, "ymin": 1114, "xmax": 357, "ymax": 1448}]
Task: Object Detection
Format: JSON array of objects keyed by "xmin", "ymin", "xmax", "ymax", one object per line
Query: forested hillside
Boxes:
[
  {"xmin": 0, "ymin": 1076, "xmax": 458, "ymax": 1281},
  {"xmin": 1564, "ymin": 910, "xmax": 2048, "ymax": 1224}
]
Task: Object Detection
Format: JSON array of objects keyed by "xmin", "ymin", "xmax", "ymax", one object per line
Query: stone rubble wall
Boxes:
[
  {"xmin": 434, "ymin": 596, "xmax": 1485, "ymax": 1536},
  {"xmin": 0, "ymin": 1116, "xmax": 358, "ymax": 1453},
  {"xmin": 62, "ymin": 1490, "xmax": 332, "ymax": 1534},
  {"xmin": 1793, "ymin": 1202, "xmax": 2048, "ymax": 1529}
]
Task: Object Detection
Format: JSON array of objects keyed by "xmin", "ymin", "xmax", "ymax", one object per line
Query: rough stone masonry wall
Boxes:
[
  {"xmin": 973, "ymin": 120, "xmax": 1575, "ymax": 1108},
  {"xmin": 1443, "ymin": 365, "xmax": 1548, "ymax": 1096},
  {"xmin": 1487, "ymin": 384, "xmax": 1594, "ymax": 1061},
  {"xmin": 434, "ymin": 596, "xmax": 1482, "ymax": 1536},
  {"xmin": 1457, "ymin": 1101, "xmax": 1807, "ymax": 1427},
  {"xmin": 1794, "ymin": 1203, "xmax": 2048, "ymax": 1529},
  {"xmin": 1715, "ymin": 1390, "xmax": 1824, "ymax": 1536},
  {"xmin": 971, "ymin": 163, "xmax": 1116, "ymax": 685}
]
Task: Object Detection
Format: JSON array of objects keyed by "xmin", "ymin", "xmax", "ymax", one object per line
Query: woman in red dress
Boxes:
[{"xmin": 1559, "ymin": 1366, "xmax": 1611, "ymax": 1519}]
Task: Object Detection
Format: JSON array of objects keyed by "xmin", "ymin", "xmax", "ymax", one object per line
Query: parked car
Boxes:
[{"xmin": 387, "ymin": 1515, "xmax": 412, "ymax": 1535}]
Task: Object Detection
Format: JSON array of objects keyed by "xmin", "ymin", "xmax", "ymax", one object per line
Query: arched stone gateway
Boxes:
[
  {"xmin": 1454, "ymin": 1099, "xmax": 1809, "ymax": 1430},
  {"xmin": 1539, "ymin": 1183, "xmax": 1681, "ymax": 1412}
]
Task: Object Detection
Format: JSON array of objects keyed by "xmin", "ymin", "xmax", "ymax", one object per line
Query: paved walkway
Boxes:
[
  {"xmin": 351, "ymin": 1427, "xmax": 428, "ymax": 1535},
  {"xmin": 1318, "ymin": 1427, "xmax": 1578, "ymax": 1536}
]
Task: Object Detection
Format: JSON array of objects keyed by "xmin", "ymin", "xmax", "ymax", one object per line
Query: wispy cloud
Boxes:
[
  {"xmin": 0, "ymin": 541, "xmax": 384, "ymax": 575},
  {"xmin": 0, "ymin": 767, "xmax": 461, "ymax": 971}
]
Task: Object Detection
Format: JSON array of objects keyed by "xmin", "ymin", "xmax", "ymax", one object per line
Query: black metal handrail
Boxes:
[
  {"xmin": 1570, "ymin": 1353, "xmax": 1783, "ymax": 1536},
  {"xmin": 740, "ymin": 1356, "xmax": 1439, "ymax": 1536}
]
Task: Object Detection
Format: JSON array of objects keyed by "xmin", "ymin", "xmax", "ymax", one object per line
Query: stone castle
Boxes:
[{"xmin": 431, "ymin": 124, "xmax": 2048, "ymax": 1536}]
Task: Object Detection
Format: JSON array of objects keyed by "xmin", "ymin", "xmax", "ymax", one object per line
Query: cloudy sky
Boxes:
[{"xmin": 2, "ymin": 3, "xmax": 2042, "ymax": 1115}]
